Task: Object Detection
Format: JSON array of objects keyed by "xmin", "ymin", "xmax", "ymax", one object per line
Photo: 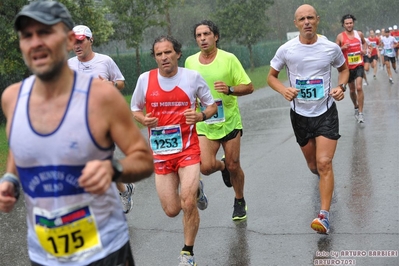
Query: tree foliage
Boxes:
[
  {"xmin": 61, "ymin": 0, "xmax": 114, "ymax": 46},
  {"xmin": 0, "ymin": 0, "xmax": 113, "ymax": 79},
  {"xmin": 104, "ymin": 0, "xmax": 180, "ymax": 75},
  {"xmin": 0, "ymin": 0, "xmax": 29, "ymax": 78},
  {"xmin": 105, "ymin": 0, "xmax": 169, "ymax": 48},
  {"xmin": 212, "ymin": 0, "xmax": 274, "ymax": 71},
  {"xmin": 0, "ymin": 0, "xmax": 115, "ymax": 123}
]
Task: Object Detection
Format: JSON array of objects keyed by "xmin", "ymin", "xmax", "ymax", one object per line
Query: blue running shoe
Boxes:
[
  {"xmin": 311, "ymin": 213, "xmax": 330, "ymax": 234},
  {"xmin": 197, "ymin": 179, "xmax": 208, "ymax": 210}
]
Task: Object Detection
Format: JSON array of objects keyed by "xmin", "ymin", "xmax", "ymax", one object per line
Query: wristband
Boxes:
[
  {"xmin": 0, "ymin": 173, "xmax": 20, "ymax": 200},
  {"xmin": 201, "ymin": 111, "xmax": 206, "ymax": 121}
]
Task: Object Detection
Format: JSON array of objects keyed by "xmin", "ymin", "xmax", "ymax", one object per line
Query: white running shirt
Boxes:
[
  {"xmin": 68, "ymin": 53, "xmax": 125, "ymax": 82},
  {"xmin": 270, "ymin": 36, "xmax": 346, "ymax": 117},
  {"xmin": 380, "ymin": 36, "xmax": 398, "ymax": 58}
]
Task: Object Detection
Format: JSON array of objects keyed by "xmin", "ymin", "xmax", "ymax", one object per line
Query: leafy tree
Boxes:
[
  {"xmin": 0, "ymin": 0, "xmax": 114, "ymax": 123},
  {"xmin": 212, "ymin": 0, "xmax": 274, "ymax": 72},
  {"xmin": 0, "ymin": 0, "xmax": 29, "ymax": 78},
  {"xmin": 62, "ymin": 0, "xmax": 114, "ymax": 46},
  {"xmin": 104, "ymin": 0, "xmax": 173, "ymax": 76}
]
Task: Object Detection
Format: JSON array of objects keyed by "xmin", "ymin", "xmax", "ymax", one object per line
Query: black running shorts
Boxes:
[
  {"xmin": 384, "ymin": 56, "xmax": 396, "ymax": 63},
  {"xmin": 290, "ymin": 102, "xmax": 340, "ymax": 147},
  {"xmin": 31, "ymin": 241, "xmax": 135, "ymax": 266},
  {"xmin": 348, "ymin": 65, "xmax": 365, "ymax": 83},
  {"xmin": 198, "ymin": 128, "xmax": 243, "ymax": 142}
]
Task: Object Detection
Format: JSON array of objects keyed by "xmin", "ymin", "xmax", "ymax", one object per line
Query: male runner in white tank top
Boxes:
[{"xmin": 0, "ymin": 1, "xmax": 153, "ymax": 265}]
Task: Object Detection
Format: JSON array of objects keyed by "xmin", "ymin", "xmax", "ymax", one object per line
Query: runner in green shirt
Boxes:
[{"xmin": 185, "ymin": 20, "xmax": 253, "ymax": 221}]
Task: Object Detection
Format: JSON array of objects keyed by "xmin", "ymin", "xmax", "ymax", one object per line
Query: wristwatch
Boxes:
[
  {"xmin": 201, "ymin": 111, "xmax": 207, "ymax": 121},
  {"xmin": 339, "ymin": 83, "xmax": 347, "ymax": 92},
  {"xmin": 227, "ymin": 86, "xmax": 234, "ymax": 95},
  {"xmin": 113, "ymin": 81, "xmax": 118, "ymax": 88},
  {"xmin": 111, "ymin": 159, "xmax": 123, "ymax": 182}
]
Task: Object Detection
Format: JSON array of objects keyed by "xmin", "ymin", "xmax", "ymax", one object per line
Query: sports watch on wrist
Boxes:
[
  {"xmin": 113, "ymin": 81, "xmax": 118, "ymax": 88},
  {"xmin": 339, "ymin": 83, "xmax": 347, "ymax": 92},
  {"xmin": 227, "ymin": 86, "xmax": 234, "ymax": 95},
  {"xmin": 111, "ymin": 159, "xmax": 123, "ymax": 182}
]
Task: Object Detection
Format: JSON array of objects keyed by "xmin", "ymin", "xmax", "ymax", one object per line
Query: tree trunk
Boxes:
[
  {"xmin": 248, "ymin": 44, "xmax": 254, "ymax": 72},
  {"xmin": 135, "ymin": 46, "xmax": 141, "ymax": 77},
  {"xmin": 165, "ymin": 1, "xmax": 172, "ymax": 35}
]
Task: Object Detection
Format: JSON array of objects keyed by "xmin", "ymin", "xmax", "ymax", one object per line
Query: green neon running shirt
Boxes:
[{"xmin": 185, "ymin": 49, "xmax": 251, "ymax": 140}]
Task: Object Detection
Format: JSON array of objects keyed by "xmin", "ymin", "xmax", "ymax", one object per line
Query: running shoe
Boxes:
[
  {"xmin": 232, "ymin": 199, "xmax": 247, "ymax": 221},
  {"xmin": 311, "ymin": 213, "xmax": 330, "ymax": 234},
  {"xmin": 394, "ymin": 69, "xmax": 398, "ymax": 74},
  {"xmin": 178, "ymin": 251, "xmax": 197, "ymax": 266},
  {"xmin": 120, "ymin": 183, "xmax": 135, "ymax": 214},
  {"xmin": 373, "ymin": 75, "xmax": 376, "ymax": 80},
  {"xmin": 197, "ymin": 179, "xmax": 208, "ymax": 210},
  {"xmin": 363, "ymin": 81, "xmax": 368, "ymax": 86},
  {"xmin": 389, "ymin": 78, "xmax": 394, "ymax": 84},
  {"xmin": 354, "ymin": 108, "xmax": 359, "ymax": 121},
  {"xmin": 221, "ymin": 156, "xmax": 232, "ymax": 187},
  {"xmin": 357, "ymin": 113, "xmax": 365, "ymax": 123}
]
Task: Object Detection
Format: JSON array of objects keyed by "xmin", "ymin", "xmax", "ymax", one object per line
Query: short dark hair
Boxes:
[
  {"xmin": 341, "ymin": 14, "xmax": 356, "ymax": 26},
  {"xmin": 193, "ymin": 20, "xmax": 220, "ymax": 46},
  {"xmin": 150, "ymin": 35, "xmax": 182, "ymax": 59}
]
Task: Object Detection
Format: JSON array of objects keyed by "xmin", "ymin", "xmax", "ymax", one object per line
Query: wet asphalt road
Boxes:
[{"xmin": 1, "ymin": 66, "xmax": 398, "ymax": 266}]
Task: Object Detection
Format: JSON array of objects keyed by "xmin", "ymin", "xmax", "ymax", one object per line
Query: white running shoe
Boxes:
[
  {"xmin": 197, "ymin": 179, "xmax": 208, "ymax": 211},
  {"xmin": 120, "ymin": 183, "xmax": 135, "ymax": 214},
  {"xmin": 357, "ymin": 113, "xmax": 365, "ymax": 123},
  {"xmin": 354, "ymin": 108, "xmax": 359, "ymax": 121},
  {"xmin": 178, "ymin": 251, "xmax": 196, "ymax": 266}
]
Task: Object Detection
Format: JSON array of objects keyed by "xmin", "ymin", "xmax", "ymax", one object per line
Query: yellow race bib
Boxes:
[{"xmin": 34, "ymin": 205, "xmax": 102, "ymax": 261}]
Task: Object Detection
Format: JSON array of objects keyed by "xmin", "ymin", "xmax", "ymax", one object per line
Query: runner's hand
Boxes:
[
  {"xmin": 214, "ymin": 81, "xmax": 229, "ymax": 94},
  {"xmin": 143, "ymin": 112, "xmax": 158, "ymax": 128},
  {"xmin": 283, "ymin": 87, "xmax": 299, "ymax": 101},
  {"xmin": 79, "ymin": 160, "xmax": 113, "ymax": 195},
  {"xmin": 330, "ymin": 87, "xmax": 345, "ymax": 101},
  {"xmin": 0, "ymin": 182, "xmax": 17, "ymax": 213},
  {"xmin": 183, "ymin": 108, "xmax": 199, "ymax": 125}
]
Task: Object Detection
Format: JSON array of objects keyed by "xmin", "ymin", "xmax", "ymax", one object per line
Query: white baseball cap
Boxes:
[
  {"xmin": 375, "ymin": 29, "xmax": 380, "ymax": 33},
  {"xmin": 73, "ymin": 25, "xmax": 92, "ymax": 40},
  {"xmin": 394, "ymin": 25, "xmax": 398, "ymax": 30},
  {"xmin": 388, "ymin": 27, "xmax": 393, "ymax": 31}
]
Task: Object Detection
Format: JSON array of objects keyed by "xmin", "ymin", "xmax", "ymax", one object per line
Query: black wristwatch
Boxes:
[
  {"xmin": 201, "ymin": 111, "xmax": 207, "ymax": 121},
  {"xmin": 339, "ymin": 83, "xmax": 347, "ymax": 92},
  {"xmin": 227, "ymin": 86, "xmax": 234, "ymax": 95},
  {"xmin": 111, "ymin": 159, "xmax": 123, "ymax": 182},
  {"xmin": 113, "ymin": 81, "xmax": 118, "ymax": 88}
]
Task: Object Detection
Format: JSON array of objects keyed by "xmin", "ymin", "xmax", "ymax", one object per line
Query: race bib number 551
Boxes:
[{"xmin": 295, "ymin": 77, "xmax": 325, "ymax": 101}]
